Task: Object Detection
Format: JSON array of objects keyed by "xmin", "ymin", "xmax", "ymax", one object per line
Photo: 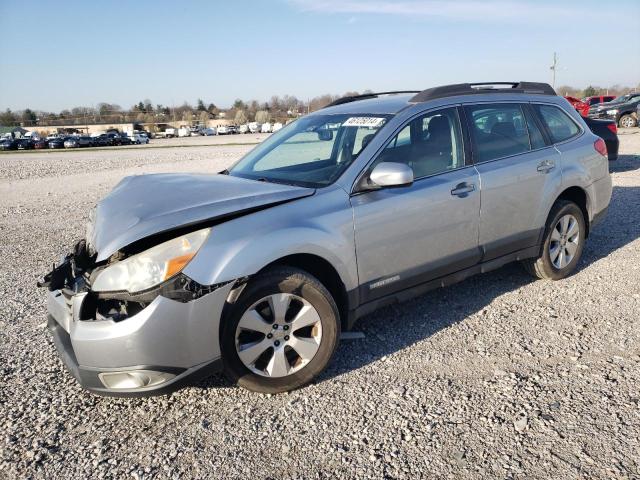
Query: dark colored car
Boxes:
[
  {"xmin": 77, "ymin": 136, "xmax": 95, "ymax": 147},
  {"xmin": 588, "ymin": 93, "xmax": 640, "ymax": 128},
  {"xmin": 583, "ymin": 95, "xmax": 616, "ymax": 107},
  {"xmin": 33, "ymin": 139, "xmax": 48, "ymax": 149},
  {"xmin": 0, "ymin": 139, "xmax": 18, "ymax": 150},
  {"xmin": 583, "ymin": 116, "xmax": 618, "ymax": 161},
  {"xmin": 119, "ymin": 135, "xmax": 133, "ymax": 145},
  {"xmin": 106, "ymin": 132, "xmax": 123, "ymax": 146},
  {"xmin": 93, "ymin": 135, "xmax": 111, "ymax": 147},
  {"xmin": 48, "ymin": 137, "xmax": 70, "ymax": 149},
  {"xmin": 16, "ymin": 138, "xmax": 34, "ymax": 150}
]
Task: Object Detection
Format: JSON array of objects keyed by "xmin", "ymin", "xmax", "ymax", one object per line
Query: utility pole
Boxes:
[{"xmin": 550, "ymin": 52, "xmax": 558, "ymax": 89}]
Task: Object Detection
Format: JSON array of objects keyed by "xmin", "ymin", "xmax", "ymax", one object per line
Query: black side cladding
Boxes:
[{"xmin": 37, "ymin": 239, "xmax": 96, "ymax": 291}]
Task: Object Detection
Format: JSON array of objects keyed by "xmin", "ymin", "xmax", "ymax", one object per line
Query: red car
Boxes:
[
  {"xmin": 583, "ymin": 95, "xmax": 616, "ymax": 107},
  {"xmin": 565, "ymin": 96, "xmax": 589, "ymax": 117}
]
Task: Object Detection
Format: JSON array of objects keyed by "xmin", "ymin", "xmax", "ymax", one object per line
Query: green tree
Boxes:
[
  {"xmin": 233, "ymin": 99, "xmax": 246, "ymax": 110},
  {"xmin": 197, "ymin": 99, "xmax": 206, "ymax": 111},
  {"xmin": 21, "ymin": 108, "xmax": 37, "ymax": 125},
  {"xmin": 582, "ymin": 85, "xmax": 598, "ymax": 97}
]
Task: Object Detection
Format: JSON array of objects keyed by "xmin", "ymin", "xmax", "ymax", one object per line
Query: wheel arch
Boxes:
[{"xmin": 554, "ymin": 186, "xmax": 590, "ymax": 237}]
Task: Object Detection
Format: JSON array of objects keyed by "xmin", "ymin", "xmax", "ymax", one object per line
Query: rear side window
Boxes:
[
  {"xmin": 465, "ymin": 103, "xmax": 531, "ymax": 162},
  {"xmin": 534, "ymin": 104, "xmax": 580, "ymax": 143}
]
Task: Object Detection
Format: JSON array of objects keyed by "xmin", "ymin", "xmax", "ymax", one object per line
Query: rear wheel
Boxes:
[
  {"xmin": 619, "ymin": 114, "xmax": 637, "ymax": 128},
  {"xmin": 221, "ymin": 267, "xmax": 340, "ymax": 393},
  {"xmin": 523, "ymin": 200, "xmax": 586, "ymax": 280}
]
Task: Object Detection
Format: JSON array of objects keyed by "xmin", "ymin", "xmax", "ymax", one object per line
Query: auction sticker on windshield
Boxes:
[{"xmin": 342, "ymin": 117, "xmax": 386, "ymax": 128}]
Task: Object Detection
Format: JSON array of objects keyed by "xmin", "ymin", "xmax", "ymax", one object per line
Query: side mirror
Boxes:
[
  {"xmin": 317, "ymin": 129, "xmax": 333, "ymax": 141},
  {"xmin": 369, "ymin": 162, "xmax": 413, "ymax": 188}
]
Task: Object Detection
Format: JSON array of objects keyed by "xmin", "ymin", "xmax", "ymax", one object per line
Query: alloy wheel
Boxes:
[
  {"xmin": 549, "ymin": 214, "xmax": 580, "ymax": 269},
  {"xmin": 234, "ymin": 293, "xmax": 323, "ymax": 378}
]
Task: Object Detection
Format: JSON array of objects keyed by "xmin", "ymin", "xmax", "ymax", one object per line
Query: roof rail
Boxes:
[
  {"xmin": 324, "ymin": 91, "xmax": 420, "ymax": 108},
  {"xmin": 410, "ymin": 82, "xmax": 556, "ymax": 103}
]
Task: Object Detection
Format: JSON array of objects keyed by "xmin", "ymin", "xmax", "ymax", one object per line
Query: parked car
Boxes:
[
  {"xmin": 238, "ymin": 124, "xmax": 249, "ymax": 134},
  {"xmin": 0, "ymin": 139, "xmax": 18, "ymax": 150},
  {"xmin": 228, "ymin": 125, "xmax": 238, "ymax": 134},
  {"xmin": 17, "ymin": 138, "xmax": 34, "ymax": 150},
  {"xmin": 33, "ymin": 139, "xmax": 48, "ymax": 149},
  {"xmin": 583, "ymin": 117, "xmax": 618, "ymax": 161},
  {"xmin": 217, "ymin": 125, "xmax": 229, "ymax": 135},
  {"xmin": 201, "ymin": 128, "xmax": 216, "ymax": 136},
  {"xmin": 261, "ymin": 122, "xmax": 272, "ymax": 133},
  {"xmin": 565, "ymin": 96, "xmax": 590, "ymax": 117},
  {"xmin": 119, "ymin": 135, "xmax": 133, "ymax": 146},
  {"xmin": 64, "ymin": 137, "xmax": 81, "ymax": 148},
  {"xmin": 588, "ymin": 92, "xmax": 640, "ymax": 128},
  {"xmin": 248, "ymin": 122, "xmax": 261, "ymax": 133},
  {"xmin": 77, "ymin": 136, "xmax": 95, "ymax": 147},
  {"xmin": 583, "ymin": 95, "xmax": 616, "ymax": 107},
  {"xmin": 48, "ymin": 137, "xmax": 70, "ymax": 149},
  {"xmin": 92, "ymin": 134, "xmax": 111, "ymax": 147},
  {"xmin": 129, "ymin": 133, "xmax": 148, "ymax": 144},
  {"xmin": 40, "ymin": 82, "xmax": 612, "ymax": 396},
  {"xmin": 272, "ymin": 122, "xmax": 283, "ymax": 133}
]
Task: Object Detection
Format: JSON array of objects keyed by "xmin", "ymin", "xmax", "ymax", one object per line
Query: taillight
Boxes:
[
  {"xmin": 606, "ymin": 123, "xmax": 617, "ymax": 135},
  {"xmin": 594, "ymin": 138, "xmax": 607, "ymax": 157}
]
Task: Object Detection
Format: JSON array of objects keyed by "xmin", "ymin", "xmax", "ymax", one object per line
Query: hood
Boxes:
[{"xmin": 89, "ymin": 173, "xmax": 314, "ymax": 261}]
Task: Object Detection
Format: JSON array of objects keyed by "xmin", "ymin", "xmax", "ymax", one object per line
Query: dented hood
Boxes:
[{"xmin": 89, "ymin": 173, "xmax": 314, "ymax": 261}]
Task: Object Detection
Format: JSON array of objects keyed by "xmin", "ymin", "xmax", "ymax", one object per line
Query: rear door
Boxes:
[
  {"xmin": 464, "ymin": 102, "xmax": 562, "ymax": 260},
  {"xmin": 351, "ymin": 107, "xmax": 481, "ymax": 303}
]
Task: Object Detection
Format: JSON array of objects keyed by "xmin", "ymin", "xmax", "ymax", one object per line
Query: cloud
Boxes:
[{"xmin": 287, "ymin": 0, "xmax": 608, "ymax": 23}]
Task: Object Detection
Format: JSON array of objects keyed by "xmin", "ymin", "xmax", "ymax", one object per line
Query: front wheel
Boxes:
[
  {"xmin": 221, "ymin": 267, "xmax": 340, "ymax": 393},
  {"xmin": 523, "ymin": 200, "xmax": 586, "ymax": 280}
]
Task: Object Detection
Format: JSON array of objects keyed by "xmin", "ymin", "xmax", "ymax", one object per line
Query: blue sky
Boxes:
[{"xmin": 0, "ymin": 0, "xmax": 638, "ymax": 111}]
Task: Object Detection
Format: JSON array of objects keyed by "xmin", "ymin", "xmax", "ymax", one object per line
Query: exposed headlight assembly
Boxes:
[
  {"xmin": 606, "ymin": 109, "xmax": 619, "ymax": 115},
  {"xmin": 92, "ymin": 228, "xmax": 211, "ymax": 293}
]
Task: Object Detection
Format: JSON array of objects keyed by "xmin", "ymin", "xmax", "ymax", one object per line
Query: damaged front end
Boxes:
[{"xmin": 38, "ymin": 234, "xmax": 236, "ymax": 396}]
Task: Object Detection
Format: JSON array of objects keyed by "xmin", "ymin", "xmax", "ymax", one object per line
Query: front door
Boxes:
[{"xmin": 351, "ymin": 107, "xmax": 481, "ymax": 304}]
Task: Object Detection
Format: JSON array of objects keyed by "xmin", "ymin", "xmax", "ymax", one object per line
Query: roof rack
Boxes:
[
  {"xmin": 324, "ymin": 91, "xmax": 420, "ymax": 108},
  {"xmin": 410, "ymin": 82, "xmax": 556, "ymax": 103}
]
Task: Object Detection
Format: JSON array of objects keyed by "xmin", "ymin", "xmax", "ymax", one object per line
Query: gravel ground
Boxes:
[{"xmin": 1, "ymin": 130, "xmax": 639, "ymax": 479}]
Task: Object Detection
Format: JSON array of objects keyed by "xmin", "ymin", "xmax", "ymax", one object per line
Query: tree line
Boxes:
[
  {"xmin": 0, "ymin": 91, "xmax": 366, "ymax": 128},
  {"xmin": 2, "ymin": 83, "xmax": 638, "ymax": 128}
]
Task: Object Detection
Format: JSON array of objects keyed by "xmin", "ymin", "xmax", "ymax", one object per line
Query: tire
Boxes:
[
  {"xmin": 221, "ymin": 267, "xmax": 340, "ymax": 393},
  {"xmin": 619, "ymin": 114, "xmax": 637, "ymax": 128},
  {"xmin": 522, "ymin": 200, "xmax": 586, "ymax": 280}
]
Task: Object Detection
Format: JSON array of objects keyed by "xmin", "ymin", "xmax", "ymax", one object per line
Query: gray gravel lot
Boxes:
[{"xmin": 1, "ymin": 131, "xmax": 639, "ymax": 479}]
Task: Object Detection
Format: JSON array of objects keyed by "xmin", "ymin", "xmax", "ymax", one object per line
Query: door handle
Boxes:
[
  {"xmin": 451, "ymin": 182, "xmax": 475, "ymax": 197},
  {"xmin": 537, "ymin": 160, "xmax": 555, "ymax": 173}
]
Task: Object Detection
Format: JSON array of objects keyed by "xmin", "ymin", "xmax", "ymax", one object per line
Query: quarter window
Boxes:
[
  {"xmin": 534, "ymin": 104, "xmax": 580, "ymax": 143},
  {"xmin": 374, "ymin": 107, "xmax": 464, "ymax": 179},
  {"xmin": 465, "ymin": 104, "xmax": 531, "ymax": 162}
]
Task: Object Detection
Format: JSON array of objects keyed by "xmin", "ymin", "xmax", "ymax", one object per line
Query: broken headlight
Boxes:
[{"xmin": 92, "ymin": 228, "xmax": 211, "ymax": 293}]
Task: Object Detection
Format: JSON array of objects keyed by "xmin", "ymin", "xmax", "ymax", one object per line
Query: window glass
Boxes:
[
  {"xmin": 374, "ymin": 107, "xmax": 464, "ymax": 178},
  {"xmin": 230, "ymin": 114, "xmax": 390, "ymax": 187},
  {"xmin": 523, "ymin": 107, "xmax": 546, "ymax": 149},
  {"xmin": 465, "ymin": 104, "xmax": 530, "ymax": 162},
  {"xmin": 534, "ymin": 104, "xmax": 580, "ymax": 143}
]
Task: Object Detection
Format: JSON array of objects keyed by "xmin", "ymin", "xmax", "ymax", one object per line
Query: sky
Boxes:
[{"xmin": 0, "ymin": 0, "xmax": 638, "ymax": 112}]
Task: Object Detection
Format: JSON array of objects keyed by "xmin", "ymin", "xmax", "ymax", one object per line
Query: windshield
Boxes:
[{"xmin": 229, "ymin": 113, "xmax": 391, "ymax": 187}]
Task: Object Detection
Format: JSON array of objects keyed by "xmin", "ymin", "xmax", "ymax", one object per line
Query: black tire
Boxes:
[
  {"xmin": 619, "ymin": 114, "xmax": 637, "ymax": 129},
  {"xmin": 522, "ymin": 200, "xmax": 586, "ymax": 280},
  {"xmin": 221, "ymin": 267, "xmax": 340, "ymax": 393}
]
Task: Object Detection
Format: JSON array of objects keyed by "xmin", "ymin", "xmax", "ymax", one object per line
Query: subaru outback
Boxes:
[{"xmin": 40, "ymin": 82, "xmax": 612, "ymax": 396}]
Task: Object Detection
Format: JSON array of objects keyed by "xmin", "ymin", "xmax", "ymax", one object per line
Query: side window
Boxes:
[
  {"xmin": 465, "ymin": 103, "xmax": 530, "ymax": 162},
  {"xmin": 523, "ymin": 106, "xmax": 547, "ymax": 150},
  {"xmin": 375, "ymin": 107, "xmax": 464, "ymax": 178},
  {"xmin": 534, "ymin": 104, "xmax": 580, "ymax": 143}
]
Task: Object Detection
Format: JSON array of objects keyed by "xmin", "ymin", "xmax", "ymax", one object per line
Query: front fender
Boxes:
[{"xmin": 182, "ymin": 186, "xmax": 358, "ymax": 294}]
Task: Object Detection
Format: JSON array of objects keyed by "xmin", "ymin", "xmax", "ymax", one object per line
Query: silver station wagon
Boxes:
[{"xmin": 40, "ymin": 82, "xmax": 612, "ymax": 395}]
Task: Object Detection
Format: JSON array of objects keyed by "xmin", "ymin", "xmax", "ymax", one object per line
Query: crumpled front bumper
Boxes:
[{"xmin": 46, "ymin": 281, "xmax": 234, "ymax": 397}]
